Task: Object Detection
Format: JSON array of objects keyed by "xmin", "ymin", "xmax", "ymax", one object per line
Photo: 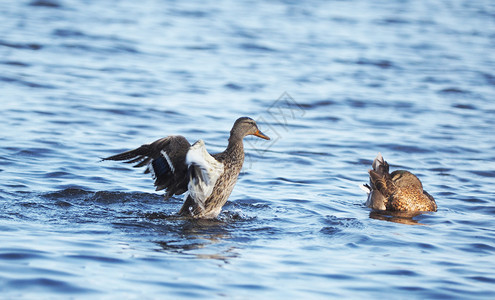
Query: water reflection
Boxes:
[
  {"xmin": 369, "ymin": 210, "xmax": 427, "ymax": 225},
  {"xmin": 153, "ymin": 217, "xmax": 238, "ymax": 261}
]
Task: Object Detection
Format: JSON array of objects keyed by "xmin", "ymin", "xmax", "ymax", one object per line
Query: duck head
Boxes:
[{"xmin": 230, "ymin": 117, "xmax": 270, "ymax": 141}]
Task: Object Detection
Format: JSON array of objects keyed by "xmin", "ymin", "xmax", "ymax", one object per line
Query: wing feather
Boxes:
[
  {"xmin": 103, "ymin": 135, "xmax": 191, "ymax": 198},
  {"xmin": 185, "ymin": 140, "xmax": 224, "ymax": 210}
]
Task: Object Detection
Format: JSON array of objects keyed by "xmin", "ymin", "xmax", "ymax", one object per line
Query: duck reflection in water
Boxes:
[
  {"xmin": 154, "ymin": 217, "xmax": 238, "ymax": 261},
  {"xmin": 368, "ymin": 210, "xmax": 425, "ymax": 225}
]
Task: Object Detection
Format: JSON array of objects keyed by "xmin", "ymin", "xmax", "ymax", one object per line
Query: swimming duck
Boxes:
[
  {"xmin": 361, "ymin": 153, "xmax": 437, "ymax": 212},
  {"xmin": 103, "ymin": 117, "xmax": 270, "ymax": 219}
]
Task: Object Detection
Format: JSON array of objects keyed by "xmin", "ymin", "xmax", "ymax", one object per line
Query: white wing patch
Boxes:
[
  {"xmin": 360, "ymin": 184, "xmax": 371, "ymax": 194},
  {"xmin": 160, "ymin": 150, "xmax": 175, "ymax": 173},
  {"xmin": 146, "ymin": 150, "xmax": 175, "ymax": 181},
  {"xmin": 186, "ymin": 140, "xmax": 224, "ymax": 210}
]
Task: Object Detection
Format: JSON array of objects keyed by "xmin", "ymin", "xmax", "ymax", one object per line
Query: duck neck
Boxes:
[{"xmin": 226, "ymin": 135, "xmax": 245, "ymax": 158}]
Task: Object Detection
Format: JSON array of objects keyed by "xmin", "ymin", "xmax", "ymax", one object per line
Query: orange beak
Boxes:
[{"xmin": 254, "ymin": 130, "xmax": 270, "ymax": 140}]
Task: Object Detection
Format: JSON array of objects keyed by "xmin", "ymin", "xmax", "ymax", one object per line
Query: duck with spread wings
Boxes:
[{"xmin": 103, "ymin": 117, "xmax": 270, "ymax": 219}]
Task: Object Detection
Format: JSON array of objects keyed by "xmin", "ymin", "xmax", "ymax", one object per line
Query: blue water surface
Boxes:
[{"xmin": 1, "ymin": 0, "xmax": 495, "ymax": 298}]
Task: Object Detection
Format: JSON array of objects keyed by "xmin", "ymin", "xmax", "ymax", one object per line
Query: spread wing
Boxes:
[
  {"xmin": 185, "ymin": 140, "xmax": 224, "ymax": 210},
  {"xmin": 103, "ymin": 135, "xmax": 191, "ymax": 198}
]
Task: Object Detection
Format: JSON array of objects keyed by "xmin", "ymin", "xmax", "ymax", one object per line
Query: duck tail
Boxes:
[
  {"xmin": 369, "ymin": 153, "xmax": 396, "ymax": 197},
  {"xmin": 371, "ymin": 152, "xmax": 389, "ymax": 176}
]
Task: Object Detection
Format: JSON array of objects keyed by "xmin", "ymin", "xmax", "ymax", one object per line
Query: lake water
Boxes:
[{"xmin": 1, "ymin": 0, "xmax": 495, "ymax": 298}]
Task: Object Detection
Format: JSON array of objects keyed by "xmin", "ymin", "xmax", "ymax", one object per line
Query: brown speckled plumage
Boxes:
[
  {"xmin": 364, "ymin": 153, "xmax": 437, "ymax": 212},
  {"xmin": 103, "ymin": 117, "xmax": 269, "ymax": 219},
  {"xmin": 178, "ymin": 135, "xmax": 246, "ymax": 218}
]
